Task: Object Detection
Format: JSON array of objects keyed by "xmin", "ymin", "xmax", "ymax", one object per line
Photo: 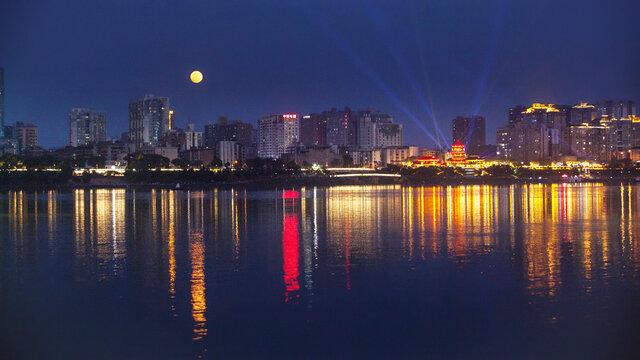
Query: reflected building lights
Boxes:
[
  {"xmin": 47, "ymin": 190, "xmax": 57, "ymax": 256},
  {"xmin": 345, "ymin": 217, "xmax": 351, "ymax": 293},
  {"xmin": 166, "ymin": 190, "xmax": 177, "ymax": 315},
  {"xmin": 188, "ymin": 191, "xmax": 207, "ymax": 341},
  {"xmin": 71, "ymin": 189, "xmax": 126, "ymax": 280},
  {"xmin": 283, "ymin": 191, "xmax": 301, "ymax": 302},
  {"xmin": 74, "ymin": 190, "xmax": 86, "ymax": 260},
  {"xmin": 313, "ymin": 187, "xmax": 319, "ymax": 260},
  {"xmin": 302, "ymin": 187, "xmax": 316, "ymax": 304},
  {"xmin": 231, "ymin": 189, "xmax": 240, "ymax": 265},
  {"xmin": 5, "ymin": 183, "xmax": 638, "ymax": 341},
  {"xmin": 94, "ymin": 189, "xmax": 127, "ymax": 277}
]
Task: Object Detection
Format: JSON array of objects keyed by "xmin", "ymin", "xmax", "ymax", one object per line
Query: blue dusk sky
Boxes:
[{"xmin": 1, "ymin": 0, "xmax": 639, "ymax": 148}]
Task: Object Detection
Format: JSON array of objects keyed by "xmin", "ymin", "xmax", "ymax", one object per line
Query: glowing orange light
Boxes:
[
  {"xmin": 449, "ymin": 141, "xmax": 467, "ymax": 164},
  {"xmin": 413, "ymin": 155, "xmax": 443, "ymax": 166}
]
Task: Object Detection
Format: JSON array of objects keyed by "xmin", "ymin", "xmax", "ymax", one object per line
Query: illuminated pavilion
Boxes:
[
  {"xmin": 448, "ymin": 141, "xmax": 467, "ymax": 165},
  {"xmin": 412, "ymin": 155, "xmax": 444, "ymax": 167}
]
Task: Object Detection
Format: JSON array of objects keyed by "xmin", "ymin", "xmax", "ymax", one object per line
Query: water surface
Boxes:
[{"xmin": 1, "ymin": 185, "xmax": 640, "ymax": 359}]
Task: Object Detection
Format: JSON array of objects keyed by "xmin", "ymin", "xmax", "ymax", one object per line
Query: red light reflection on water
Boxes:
[
  {"xmin": 283, "ymin": 191, "xmax": 300, "ymax": 302},
  {"xmin": 283, "ymin": 190, "xmax": 299, "ymax": 199}
]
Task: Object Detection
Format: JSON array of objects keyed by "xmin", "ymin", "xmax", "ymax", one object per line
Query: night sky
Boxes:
[{"xmin": 1, "ymin": 0, "xmax": 639, "ymax": 148}]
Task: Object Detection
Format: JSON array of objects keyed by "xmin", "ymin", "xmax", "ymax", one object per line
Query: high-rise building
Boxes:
[
  {"xmin": 215, "ymin": 141, "xmax": 243, "ymax": 165},
  {"xmin": 69, "ymin": 108, "xmax": 106, "ymax": 147},
  {"xmin": 452, "ymin": 115, "xmax": 486, "ymax": 155},
  {"xmin": 498, "ymin": 101, "xmax": 637, "ymax": 164},
  {"xmin": 371, "ymin": 123, "xmax": 403, "ymax": 149},
  {"xmin": 183, "ymin": 123, "xmax": 203, "ymax": 150},
  {"xmin": 495, "ymin": 121, "xmax": 552, "ymax": 163},
  {"xmin": 596, "ymin": 100, "xmax": 636, "ymax": 119},
  {"xmin": 380, "ymin": 146, "xmax": 419, "ymax": 165},
  {"xmin": 516, "ymin": 103, "xmax": 567, "ymax": 129},
  {"xmin": 203, "ymin": 116, "xmax": 253, "ymax": 148},
  {"xmin": 13, "ymin": 122, "xmax": 38, "ymax": 151},
  {"xmin": 508, "ymin": 106, "xmax": 527, "ymax": 124},
  {"xmin": 299, "ymin": 113, "xmax": 327, "ymax": 146},
  {"xmin": 569, "ymin": 102, "xmax": 599, "ymax": 126},
  {"xmin": 258, "ymin": 114, "xmax": 299, "ymax": 159},
  {"xmin": 128, "ymin": 94, "xmax": 170, "ymax": 149},
  {"xmin": 325, "ymin": 108, "xmax": 358, "ymax": 147},
  {"xmin": 496, "ymin": 125, "xmax": 512, "ymax": 159},
  {"xmin": 567, "ymin": 124, "xmax": 610, "ymax": 163},
  {"xmin": 356, "ymin": 109, "xmax": 399, "ymax": 150},
  {"xmin": 496, "ymin": 104, "xmax": 568, "ymax": 162},
  {"xmin": 0, "ymin": 67, "xmax": 4, "ymax": 138},
  {"xmin": 2, "ymin": 125, "xmax": 13, "ymax": 140},
  {"xmin": 601, "ymin": 115, "xmax": 640, "ymax": 152},
  {"xmin": 160, "ymin": 128, "xmax": 183, "ymax": 148}
]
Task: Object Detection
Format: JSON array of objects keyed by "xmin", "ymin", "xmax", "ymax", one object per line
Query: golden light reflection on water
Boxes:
[
  {"xmin": 163, "ymin": 190, "xmax": 177, "ymax": 315},
  {"xmin": 47, "ymin": 190, "xmax": 57, "ymax": 256},
  {"xmin": 3, "ymin": 184, "xmax": 640, "ymax": 341},
  {"xmin": 72, "ymin": 189, "xmax": 126, "ymax": 279},
  {"xmin": 231, "ymin": 189, "xmax": 240, "ymax": 266},
  {"xmin": 188, "ymin": 191, "xmax": 207, "ymax": 341},
  {"xmin": 74, "ymin": 190, "xmax": 85, "ymax": 256},
  {"xmin": 96, "ymin": 189, "xmax": 127, "ymax": 276},
  {"xmin": 326, "ymin": 186, "xmax": 402, "ymax": 262},
  {"xmin": 9, "ymin": 191, "xmax": 26, "ymax": 249},
  {"xmin": 320, "ymin": 184, "xmax": 640, "ymax": 298}
]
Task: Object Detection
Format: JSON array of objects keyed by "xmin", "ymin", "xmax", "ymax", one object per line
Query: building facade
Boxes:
[
  {"xmin": 204, "ymin": 116, "xmax": 253, "ymax": 148},
  {"xmin": 139, "ymin": 146, "xmax": 178, "ymax": 161},
  {"xmin": 351, "ymin": 149, "xmax": 382, "ymax": 167},
  {"xmin": 596, "ymin": 100, "xmax": 636, "ymax": 120},
  {"xmin": 13, "ymin": 122, "xmax": 38, "ymax": 151},
  {"xmin": 356, "ymin": 109, "xmax": 400, "ymax": 150},
  {"xmin": 299, "ymin": 113, "xmax": 327, "ymax": 146},
  {"xmin": 258, "ymin": 114, "xmax": 299, "ymax": 159},
  {"xmin": 496, "ymin": 104, "xmax": 568, "ymax": 162},
  {"xmin": 325, "ymin": 108, "xmax": 358, "ymax": 147},
  {"xmin": 371, "ymin": 123, "xmax": 403, "ymax": 149},
  {"xmin": 215, "ymin": 140, "xmax": 243, "ymax": 165},
  {"xmin": 602, "ymin": 115, "xmax": 640, "ymax": 152},
  {"xmin": 128, "ymin": 95, "xmax": 170, "ymax": 149},
  {"xmin": 0, "ymin": 138, "xmax": 19, "ymax": 155},
  {"xmin": 569, "ymin": 102, "xmax": 598, "ymax": 126},
  {"xmin": 69, "ymin": 108, "xmax": 107, "ymax": 147},
  {"xmin": 380, "ymin": 146, "xmax": 419, "ymax": 165},
  {"xmin": 566, "ymin": 125, "xmax": 609, "ymax": 163},
  {"xmin": 497, "ymin": 101, "xmax": 640, "ymax": 163},
  {"xmin": 183, "ymin": 123, "xmax": 203, "ymax": 150},
  {"xmin": 181, "ymin": 148, "xmax": 216, "ymax": 166},
  {"xmin": 452, "ymin": 115, "xmax": 486, "ymax": 155}
]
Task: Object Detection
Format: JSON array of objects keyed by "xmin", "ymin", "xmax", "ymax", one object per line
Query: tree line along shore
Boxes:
[{"xmin": 1, "ymin": 152, "xmax": 640, "ymax": 190}]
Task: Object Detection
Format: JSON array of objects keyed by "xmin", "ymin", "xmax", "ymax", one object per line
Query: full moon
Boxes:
[{"xmin": 190, "ymin": 70, "xmax": 203, "ymax": 83}]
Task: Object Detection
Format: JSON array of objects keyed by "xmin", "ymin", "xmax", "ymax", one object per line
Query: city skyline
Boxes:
[
  {"xmin": 1, "ymin": 1, "xmax": 639, "ymax": 148},
  {"xmin": 1, "ymin": 85, "xmax": 637, "ymax": 153}
]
